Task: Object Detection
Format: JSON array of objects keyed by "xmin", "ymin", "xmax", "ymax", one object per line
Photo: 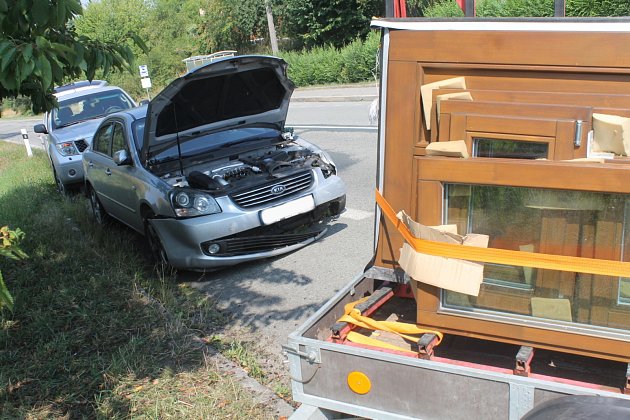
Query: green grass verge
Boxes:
[{"xmin": 0, "ymin": 142, "xmax": 275, "ymax": 418}]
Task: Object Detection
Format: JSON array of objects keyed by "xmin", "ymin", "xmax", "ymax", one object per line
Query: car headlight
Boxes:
[
  {"xmin": 317, "ymin": 149, "xmax": 337, "ymax": 177},
  {"xmin": 171, "ymin": 189, "xmax": 221, "ymax": 218},
  {"xmin": 55, "ymin": 141, "xmax": 79, "ymax": 156}
]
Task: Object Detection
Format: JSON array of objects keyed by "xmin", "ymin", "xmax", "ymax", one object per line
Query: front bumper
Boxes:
[
  {"xmin": 52, "ymin": 153, "xmax": 84, "ymax": 186},
  {"xmin": 150, "ymin": 173, "xmax": 346, "ymax": 270}
]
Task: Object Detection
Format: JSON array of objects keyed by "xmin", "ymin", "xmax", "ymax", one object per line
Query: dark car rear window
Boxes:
[{"xmin": 155, "ymin": 68, "xmax": 285, "ymax": 137}]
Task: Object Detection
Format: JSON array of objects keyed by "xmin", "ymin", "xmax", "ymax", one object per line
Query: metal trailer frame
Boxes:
[
  {"xmin": 285, "ymin": 270, "xmax": 630, "ymax": 420},
  {"xmin": 285, "ymin": 20, "xmax": 630, "ymax": 419}
]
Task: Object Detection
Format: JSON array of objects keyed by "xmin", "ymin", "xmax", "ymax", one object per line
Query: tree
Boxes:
[
  {"xmin": 197, "ymin": 0, "xmax": 268, "ymax": 53},
  {"xmin": 279, "ymin": 0, "xmax": 384, "ymax": 49},
  {"xmin": 0, "ymin": 0, "xmax": 142, "ymax": 113},
  {"xmin": 77, "ymin": 0, "xmax": 202, "ymax": 99}
]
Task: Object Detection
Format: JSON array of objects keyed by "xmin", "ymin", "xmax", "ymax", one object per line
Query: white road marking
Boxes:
[
  {"xmin": 289, "ymin": 124, "xmax": 377, "ymax": 131},
  {"xmin": 341, "ymin": 207, "xmax": 373, "ymax": 221}
]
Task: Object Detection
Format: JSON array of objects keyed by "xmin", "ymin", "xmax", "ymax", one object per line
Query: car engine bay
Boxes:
[{"xmin": 158, "ymin": 135, "xmax": 336, "ymax": 195}]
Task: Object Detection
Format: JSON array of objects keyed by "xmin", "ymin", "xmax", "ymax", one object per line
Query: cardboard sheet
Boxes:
[
  {"xmin": 592, "ymin": 113, "xmax": 630, "ymax": 156},
  {"xmin": 531, "ymin": 297, "xmax": 573, "ymax": 322},
  {"xmin": 425, "ymin": 140, "xmax": 469, "ymax": 158},
  {"xmin": 421, "ymin": 77, "xmax": 466, "ymax": 130},
  {"xmin": 397, "ymin": 211, "xmax": 489, "ymax": 296}
]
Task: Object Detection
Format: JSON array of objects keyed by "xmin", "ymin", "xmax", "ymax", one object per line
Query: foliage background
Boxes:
[{"xmin": 423, "ymin": 0, "xmax": 630, "ymax": 17}]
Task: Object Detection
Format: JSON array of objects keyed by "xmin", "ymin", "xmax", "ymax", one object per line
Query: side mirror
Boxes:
[
  {"xmin": 113, "ymin": 150, "xmax": 132, "ymax": 166},
  {"xmin": 33, "ymin": 123, "xmax": 48, "ymax": 134},
  {"xmin": 139, "ymin": 100, "xmax": 149, "ymax": 106}
]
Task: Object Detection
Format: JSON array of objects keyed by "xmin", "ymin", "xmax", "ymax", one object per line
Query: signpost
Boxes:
[
  {"xmin": 139, "ymin": 65, "xmax": 151, "ymax": 100},
  {"xmin": 20, "ymin": 129, "xmax": 33, "ymax": 157}
]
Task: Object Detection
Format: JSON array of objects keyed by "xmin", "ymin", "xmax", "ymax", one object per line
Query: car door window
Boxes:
[
  {"xmin": 111, "ymin": 122, "xmax": 127, "ymax": 155},
  {"xmin": 93, "ymin": 123, "xmax": 113, "ymax": 156}
]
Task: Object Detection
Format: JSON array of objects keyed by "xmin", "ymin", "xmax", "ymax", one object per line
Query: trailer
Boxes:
[{"xmin": 285, "ymin": 18, "xmax": 630, "ymax": 419}]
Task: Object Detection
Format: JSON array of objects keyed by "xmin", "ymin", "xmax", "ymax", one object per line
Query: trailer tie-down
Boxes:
[
  {"xmin": 375, "ymin": 189, "xmax": 630, "ymax": 278},
  {"xmin": 335, "ymin": 293, "xmax": 444, "ymax": 356}
]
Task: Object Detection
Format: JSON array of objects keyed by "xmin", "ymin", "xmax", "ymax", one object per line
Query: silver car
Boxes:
[
  {"xmin": 34, "ymin": 81, "xmax": 136, "ymax": 193},
  {"xmin": 83, "ymin": 56, "xmax": 346, "ymax": 270}
]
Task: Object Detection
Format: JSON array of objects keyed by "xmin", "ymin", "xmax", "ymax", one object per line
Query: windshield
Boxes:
[
  {"xmin": 53, "ymin": 89, "xmax": 134, "ymax": 129},
  {"xmin": 133, "ymin": 121, "xmax": 282, "ymax": 164}
]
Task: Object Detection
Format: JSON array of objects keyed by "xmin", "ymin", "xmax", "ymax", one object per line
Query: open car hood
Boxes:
[{"xmin": 141, "ymin": 55, "xmax": 295, "ymax": 165}]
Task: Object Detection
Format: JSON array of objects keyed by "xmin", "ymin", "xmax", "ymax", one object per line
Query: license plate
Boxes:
[{"xmin": 260, "ymin": 195, "xmax": 315, "ymax": 225}]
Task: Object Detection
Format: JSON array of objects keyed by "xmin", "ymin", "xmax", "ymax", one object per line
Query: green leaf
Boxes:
[
  {"xmin": 0, "ymin": 40, "xmax": 12, "ymax": 57},
  {"xmin": 22, "ymin": 43, "xmax": 33, "ymax": 62},
  {"xmin": 32, "ymin": 0, "xmax": 49, "ymax": 27},
  {"xmin": 0, "ymin": 271, "xmax": 14, "ymax": 312},
  {"xmin": 35, "ymin": 36, "xmax": 51, "ymax": 50},
  {"xmin": 0, "ymin": 46, "xmax": 16, "ymax": 72},
  {"xmin": 36, "ymin": 54, "xmax": 52, "ymax": 90}
]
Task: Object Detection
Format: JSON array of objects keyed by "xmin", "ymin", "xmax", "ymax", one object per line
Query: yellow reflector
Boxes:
[{"xmin": 347, "ymin": 371, "xmax": 371, "ymax": 395}]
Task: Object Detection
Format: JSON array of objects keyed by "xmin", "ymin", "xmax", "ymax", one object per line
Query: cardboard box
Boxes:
[{"xmin": 397, "ymin": 211, "xmax": 489, "ymax": 296}]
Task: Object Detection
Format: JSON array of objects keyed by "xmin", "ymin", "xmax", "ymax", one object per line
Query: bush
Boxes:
[
  {"xmin": 422, "ymin": 0, "xmax": 465, "ymax": 17},
  {"xmin": 566, "ymin": 0, "xmax": 630, "ymax": 16},
  {"xmin": 1, "ymin": 97, "xmax": 35, "ymax": 116},
  {"xmin": 281, "ymin": 31, "xmax": 380, "ymax": 87},
  {"xmin": 425, "ymin": 0, "xmax": 630, "ymax": 17},
  {"xmin": 0, "ymin": 226, "xmax": 28, "ymax": 312}
]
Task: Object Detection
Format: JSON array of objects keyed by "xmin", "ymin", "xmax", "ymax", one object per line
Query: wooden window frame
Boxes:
[{"xmin": 412, "ymin": 156, "xmax": 630, "ymax": 362}]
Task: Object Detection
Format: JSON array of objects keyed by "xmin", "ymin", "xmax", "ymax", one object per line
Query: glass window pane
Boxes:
[
  {"xmin": 444, "ymin": 183, "xmax": 630, "ymax": 334},
  {"xmin": 94, "ymin": 124, "xmax": 113, "ymax": 155},
  {"xmin": 473, "ymin": 138, "xmax": 548, "ymax": 159},
  {"xmin": 111, "ymin": 123, "xmax": 126, "ymax": 156}
]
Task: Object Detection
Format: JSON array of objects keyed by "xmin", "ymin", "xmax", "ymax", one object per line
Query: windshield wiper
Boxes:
[
  {"xmin": 148, "ymin": 155, "xmax": 180, "ymax": 165},
  {"xmin": 57, "ymin": 120, "xmax": 84, "ymax": 129}
]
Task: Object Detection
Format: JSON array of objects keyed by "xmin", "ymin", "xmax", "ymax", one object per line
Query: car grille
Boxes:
[
  {"xmin": 203, "ymin": 230, "xmax": 323, "ymax": 256},
  {"xmin": 229, "ymin": 170, "xmax": 313, "ymax": 208},
  {"xmin": 75, "ymin": 139, "xmax": 89, "ymax": 153}
]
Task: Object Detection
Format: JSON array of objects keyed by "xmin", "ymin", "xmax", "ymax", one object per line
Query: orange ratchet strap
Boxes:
[
  {"xmin": 338, "ymin": 297, "xmax": 443, "ymax": 353},
  {"xmin": 375, "ymin": 189, "xmax": 630, "ymax": 278}
]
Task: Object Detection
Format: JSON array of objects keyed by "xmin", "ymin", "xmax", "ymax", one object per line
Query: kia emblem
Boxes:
[{"xmin": 270, "ymin": 184, "xmax": 286, "ymax": 195}]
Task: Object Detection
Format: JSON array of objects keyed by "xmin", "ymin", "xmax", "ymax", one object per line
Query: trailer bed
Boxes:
[{"xmin": 285, "ymin": 270, "xmax": 630, "ymax": 419}]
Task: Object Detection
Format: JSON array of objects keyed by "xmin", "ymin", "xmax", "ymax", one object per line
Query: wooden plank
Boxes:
[
  {"xmin": 390, "ymin": 30, "xmax": 630, "ymax": 69},
  {"xmin": 377, "ymin": 61, "xmax": 419, "ymax": 267},
  {"xmin": 416, "ymin": 157, "xmax": 630, "ymax": 194},
  {"xmin": 433, "ymin": 88, "xmax": 630, "ymax": 110}
]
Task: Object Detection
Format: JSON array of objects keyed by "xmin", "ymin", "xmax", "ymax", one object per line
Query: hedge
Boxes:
[{"xmin": 281, "ymin": 31, "xmax": 380, "ymax": 86}]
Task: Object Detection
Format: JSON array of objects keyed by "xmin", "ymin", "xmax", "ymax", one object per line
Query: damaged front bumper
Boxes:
[{"xmin": 150, "ymin": 175, "xmax": 346, "ymax": 270}]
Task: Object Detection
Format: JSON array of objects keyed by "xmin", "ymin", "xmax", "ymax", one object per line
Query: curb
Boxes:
[
  {"xmin": 194, "ymin": 338, "xmax": 296, "ymax": 418},
  {"xmin": 292, "ymin": 95, "xmax": 377, "ymax": 103}
]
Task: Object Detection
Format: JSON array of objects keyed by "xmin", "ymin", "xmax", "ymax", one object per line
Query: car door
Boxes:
[
  {"xmin": 106, "ymin": 120, "xmax": 145, "ymax": 232},
  {"xmin": 87, "ymin": 122, "xmax": 114, "ymax": 212}
]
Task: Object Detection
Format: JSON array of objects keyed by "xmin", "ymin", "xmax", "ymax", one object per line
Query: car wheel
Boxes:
[
  {"xmin": 52, "ymin": 166, "xmax": 68, "ymax": 196},
  {"xmin": 144, "ymin": 217, "xmax": 172, "ymax": 270},
  {"xmin": 89, "ymin": 186, "xmax": 108, "ymax": 225}
]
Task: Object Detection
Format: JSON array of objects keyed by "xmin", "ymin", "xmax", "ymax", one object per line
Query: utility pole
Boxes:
[{"xmin": 265, "ymin": 0, "xmax": 279, "ymax": 54}]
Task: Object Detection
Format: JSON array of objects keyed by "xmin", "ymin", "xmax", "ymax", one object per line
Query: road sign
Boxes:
[
  {"xmin": 141, "ymin": 77, "xmax": 152, "ymax": 89},
  {"xmin": 139, "ymin": 65, "xmax": 149, "ymax": 78}
]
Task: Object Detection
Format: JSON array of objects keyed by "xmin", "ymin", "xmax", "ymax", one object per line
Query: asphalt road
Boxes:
[{"xmin": 185, "ymin": 127, "xmax": 377, "ymax": 350}]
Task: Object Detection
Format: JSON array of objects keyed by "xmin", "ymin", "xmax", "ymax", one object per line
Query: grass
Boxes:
[{"xmin": 0, "ymin": 142, "xmax": 278, "ymax": 418}]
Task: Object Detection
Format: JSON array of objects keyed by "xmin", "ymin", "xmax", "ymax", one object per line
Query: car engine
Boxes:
[{"xmin": 162, "ymin": 136, "xmax": 336, "ymax": 194}]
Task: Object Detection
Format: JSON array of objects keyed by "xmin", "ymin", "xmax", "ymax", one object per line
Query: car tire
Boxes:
[
  {"xmin": 52, "ymin": 166, "xmax": 68, "ymax": 196},
  {"xmin": 89, "ymin": 186, "xmax": 109, "ymax": 225},
  {"xmin": 144, "ymin": 216, "xmax": 173, "ymax": 271}
]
